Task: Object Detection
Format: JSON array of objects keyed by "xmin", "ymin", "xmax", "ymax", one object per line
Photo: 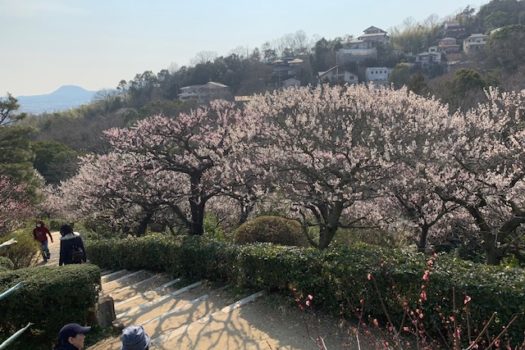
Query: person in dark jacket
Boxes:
[
  {"xmin": 54, "ymin": 323, "xmax": 91, "ymax": 350},
  {"xmin": 32, "ymin": 220, "xmax": 53, "ymax": 262},
  {"xmin": 59, "ymin": 224, "xmax": 87, "ymax": 266}
]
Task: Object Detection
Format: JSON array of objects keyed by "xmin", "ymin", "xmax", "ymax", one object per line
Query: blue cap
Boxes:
[
  {"xmin": 58, "ymin": 323, "xmax": 91, "ymax": 342},
  {"xmin": 121, "ymin": 326, "xmax": 150, "ymax": 350}
]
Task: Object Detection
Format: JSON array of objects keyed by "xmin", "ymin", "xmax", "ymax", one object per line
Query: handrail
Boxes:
[
  {"xmin": 0, "ymin": 323, "xmax": 33, "ymax": 350},
  {"xmin": 0, "ymin": 282, "xmax": 33, "ymax": 349},
  {"xmin": 0, "ymin": 282, "xmax": 23, "ymax": 301}
]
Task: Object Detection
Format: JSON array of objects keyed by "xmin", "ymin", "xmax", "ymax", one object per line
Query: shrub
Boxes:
[
  {"xmin": 0, "ymin": 264, "xmax": 100, "ymax": 349},
  {"xmin": 86, "ymin": 235, "xmax": 525, "ymax": 347},
  {"xmin": 0, "ymin": 229, "xmax": 40, "ymax": 269},
  {"xmin": 234, "ymin": 216, "xmax": 307, "ymax": 247},
  {"xmin": 0, "ymin": 256, "xmax": 14, "ymax": 271}
]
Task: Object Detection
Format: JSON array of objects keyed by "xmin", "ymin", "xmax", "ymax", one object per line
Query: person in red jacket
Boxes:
[{"xmin": 32, "ymin": 220, "xmax": 53, "ymax": 263}]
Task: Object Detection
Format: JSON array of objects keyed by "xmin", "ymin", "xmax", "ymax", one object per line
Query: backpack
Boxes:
[{"xmin": 71, "ymin": 245, "xmax": 84, "ymax": 264}]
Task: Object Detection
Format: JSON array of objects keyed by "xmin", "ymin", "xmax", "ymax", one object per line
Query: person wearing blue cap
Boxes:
[
  {"xmin": 121, "ymin": 325, "xmax": 150, "ymax": 350},
  {"xmin": 54, "ymin": 323, "xmax": 91, "ymax": 350}
]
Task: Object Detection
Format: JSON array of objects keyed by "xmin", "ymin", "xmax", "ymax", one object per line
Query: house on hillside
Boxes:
[
  {"xmin": 336, "ymin": 40, "xmax": 377, "ymax": 64},
  {"xmin": 438, "ymin": 37, "xmax": 460, "ymax": 54},
  {"xmin": 318, "ymin": 66, "xmax": 358, "ymax": 84},
  {"xmin": 178, "ymin": 82, "xmax": 232, "ymax": 103},
  {"xmin": 365, "ymin": 67, "xmax": 392, "ymax": 84},
  {"xmin": 463, "ymin": 33, "xmax": 489, "ymax": 55},
  {"xmin": 415, "ymin": 48, "xmax": 442, "ymax": 67},
  {"xmin": 234, "ymin": 95, "xmax": 254, "ymax": 105},
  {"xmin": 443, "ymin": 21, "xmax": 466, "ymax": 39},
  {"xmin": 358, "ymin": 26, "xmax": 390, "ymax": 44},
  {"xmin": 271, "ymin": 57, "xmax": 305, "ymax": 86}
]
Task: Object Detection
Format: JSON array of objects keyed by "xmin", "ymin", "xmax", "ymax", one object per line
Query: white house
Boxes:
[
  {"xmin": 365, "ymin": 67, "xmax": 392, "ymax": 83},
  {"xmin": 416, "ymin": 48, "xmax": 442, "ymax": 67},
  {"xmin": 318, "ymin": 66, "xmax": 359, "ymax": 84},
  {"xmin": 463, "ymin": 33, "xmax": 489, "ymax": 54},
  {"xmin": 179, "ymin": 82, "xmax": 232, "ymax": 103},
  {"xmin": 336, "ymin": 40, "xmax": 377, "ymax": 64}
]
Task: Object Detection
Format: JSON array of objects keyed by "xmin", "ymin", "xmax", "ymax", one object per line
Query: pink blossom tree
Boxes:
[
  {"xmin": 245, "ymin": 84, "xmax": 453, "ymax": 249},
  {"xmin": 58, "ymin": 152, "xmax": 188, "ymax": 235},
  {"xmin": 0, "ymin": 176, "xmax": 34, "ymax": 235},
  {"xmin": 431, "ymin": 88, "xmax": 525, "ymax": 264},
  {"xmin": 104, "ymin": 100, "xmax": 251, "ymax": 235}
]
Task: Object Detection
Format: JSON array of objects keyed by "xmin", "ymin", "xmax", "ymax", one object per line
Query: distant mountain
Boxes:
[{"xmin": 17, "ymin": 85, "xmax": 97, "ymax": 114}]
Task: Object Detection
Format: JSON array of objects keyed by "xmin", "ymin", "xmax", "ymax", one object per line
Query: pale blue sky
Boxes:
[{"xmin": 1, "ymin": 0, "xmax": 488, "ymax": 96}]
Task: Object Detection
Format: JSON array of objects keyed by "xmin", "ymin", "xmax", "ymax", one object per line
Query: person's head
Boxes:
[
  {"xmin": 59, "ymin": 224, "xmax": 73, "ymax": 237},
  {"xmin": 36, "ymin": 220, "xmax": 44, "ymax": 228},
  {"xmin": 57, "ymin": 323, "xmax": 91, "ymax": 349},
  {"xmin": 121, "ymin": 325, "xmax": 150, "ymax": 350}
]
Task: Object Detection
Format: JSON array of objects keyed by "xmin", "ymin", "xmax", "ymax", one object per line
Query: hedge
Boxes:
[
  {"xmin": 234, "ymin": 216, "xmax": 308, "ymax": 247},
  {"xmin": 86, "ymin": 235, "xmax": 525, "ymax": 346},
  {"xmin": 0, "ymin": 264, "xmax": 101, "ymax": 349},
  {"xmin": 0, "ymin": 257, "xmax": 14, "ymax": 271}
]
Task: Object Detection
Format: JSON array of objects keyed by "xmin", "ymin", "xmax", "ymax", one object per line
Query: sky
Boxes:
[{"xmin": 0, "ymin": 0, "xmax": 489, "ymax": 96}]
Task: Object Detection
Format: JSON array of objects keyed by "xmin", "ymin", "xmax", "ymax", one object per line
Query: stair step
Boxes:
[
  {"xmin": 102, "ymin": 270, "xmax": 151, "ymax": 293},
  {"xmin": 101, "ymin": 269, "xmax": 128, "ymax": 283},
  {"xmin": 108, "ymin": 274, "xmax": 171, "ymax": 303},
  {"xmin": 114, "ymin": 278, "xmax": 180, "ymax": 309},
  {"xmin": 116, "ymin": 281, "xmax": 203, "ymax": 321}
]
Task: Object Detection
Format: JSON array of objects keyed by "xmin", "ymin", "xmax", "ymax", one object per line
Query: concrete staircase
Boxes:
[
  {"xmin": 44, "ymin": 235, "xmax": 376, "ymax": 349},
  {"xmin": 87, "ymin": 270, "xmax": 366, "ymax": 350}
]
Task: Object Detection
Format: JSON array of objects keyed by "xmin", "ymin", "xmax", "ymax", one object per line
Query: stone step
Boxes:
[
  {"xmin": 114, "ymin": 278, "xmax": 181, "ymax": 313},
  {"xmin": 116, "ymin": 281, "xmax": 204, "ymax": 323},
  {"xmin": 102, "ymin": 270, "xmax": 152, "ymax": 294},
  {"xmin": 108, "ymin": 274, "xmax": 171, "ymax": 303},
  {"xmin": 87, "ymin": 286, "xmax": 255, "ymax": 350},
  {"xmin": 101, "ymin": 269, "xmax": 129, "ymax": 283}
]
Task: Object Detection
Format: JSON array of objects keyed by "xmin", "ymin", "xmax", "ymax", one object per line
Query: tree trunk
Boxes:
[
  {"xmin": 318, "ymin": 224, "xmax": 338, "ymax": 249},
  {"xmin": 189, "ymin": 201, "xmax": 205, "ymax": 235},
  {"xmin": 238, "ymin": 202, "xmax": 255, "ymax": 225},
  {"xmin": 189, "ymin": 173, "xmax": 206, "ymax": 235},
  {"xmin": 417, "ymin": 225, "xmax": 430, "ymax": 253},
  {"xmin": 483, "ymin": 237, "xmax": 501, "ymax": 265},
  {"xmin": 317, "ymin": 202, "xmax": 344, "ymax": 250},
  {"xmin": 137, "ymin": 212, "xmax": 153, "ymax": 236}
]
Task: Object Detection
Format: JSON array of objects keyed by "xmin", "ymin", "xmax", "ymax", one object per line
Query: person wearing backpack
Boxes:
[
  {"xmin": 59, "ymin": 224, "xmax": 87, "ymax": 266},
  {"xmin": 32, "ymin": 220, "xmax": 54, "ymax": 263}
]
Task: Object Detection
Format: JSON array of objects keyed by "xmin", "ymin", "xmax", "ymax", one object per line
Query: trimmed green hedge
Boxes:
[
  {"xmin": 86, "ymin": 235, "xmax": 525, "ymax": 346},
  {"xmin": 0, "ymin": 256, "xmax": 14, "ymax": 271},
  {"xmin": 0, "ymin": 264, "xmax": 101, "ymax": 349},
  {"xmin": 234, "ymin": 216, "xmax": 307, "ymax": 246}
]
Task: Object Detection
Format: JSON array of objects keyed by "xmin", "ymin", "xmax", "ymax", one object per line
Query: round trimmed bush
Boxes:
[
  {"xmin": 0, "ymin": 256, "xmax": 14, "ymax": 271},
  {"xmin": 234, "ymin": 216, "xmax": 308, "ymax": 247}
]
